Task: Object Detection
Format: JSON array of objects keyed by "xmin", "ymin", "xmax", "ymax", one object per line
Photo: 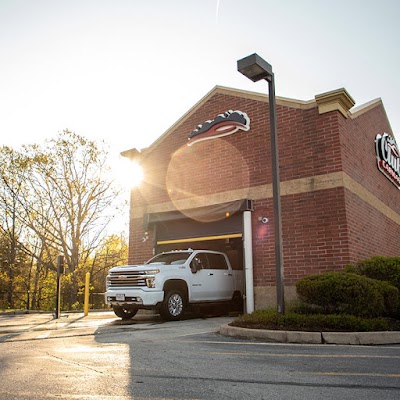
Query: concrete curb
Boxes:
[
  {"xmin": 322, "ymin": 331, "xmax": 400, "ymax": 345},
  {"xmin": 218, "ymin": 324, "xmax": 400, "ymax": 345}
]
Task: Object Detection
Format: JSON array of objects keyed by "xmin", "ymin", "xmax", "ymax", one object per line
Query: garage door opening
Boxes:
[{"xmin": 145, "ymin": 199, "xmax": 254, "ymax": 313}]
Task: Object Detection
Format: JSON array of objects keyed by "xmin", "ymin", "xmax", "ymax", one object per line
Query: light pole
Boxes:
[{"xmin": 237, "ymin": 53, "xmax": 285, "ymax": 314}]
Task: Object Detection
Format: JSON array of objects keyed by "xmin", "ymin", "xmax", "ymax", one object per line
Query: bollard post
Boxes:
[
  {"xmin": 55, "ymin": 255, "xmax": 64, "ymax": 319},
  {"xmin": 84, "ymin": 272, "xmax": 90, "ymax": 316}
]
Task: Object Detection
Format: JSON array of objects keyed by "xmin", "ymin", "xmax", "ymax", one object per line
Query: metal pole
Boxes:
[
  {"xmin": 243, "ymin": 211, "xmax": 254, "ymax": 314},
  {"xmin": 267, "ymin": 73, "xmax": 285, "ymax": 314}
]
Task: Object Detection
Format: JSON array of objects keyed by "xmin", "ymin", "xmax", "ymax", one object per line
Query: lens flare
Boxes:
[{"xmin": 166, "ymin": 139, "xmax": 250, "ymax": 222}]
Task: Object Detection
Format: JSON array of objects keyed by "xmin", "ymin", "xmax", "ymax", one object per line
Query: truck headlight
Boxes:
[
  {"xmin": 145, "ymin": 269, "xmax": 160, "ymax": 275},
  {"xmin": 146, "ymin": 277, "xmax": 156, "ymax": 288},
  {"xmin": 145, "ymin": 270, "xmax": 159, "ymax": 288}
]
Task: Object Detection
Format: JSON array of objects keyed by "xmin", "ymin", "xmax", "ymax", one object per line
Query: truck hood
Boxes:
[{"xmin": 109, "ymin": 264, "xmax": 181, "ymax": 273}]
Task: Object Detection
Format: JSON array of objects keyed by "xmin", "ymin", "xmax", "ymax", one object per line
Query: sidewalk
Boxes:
[{"xmin": 0, "ymin": 310, "xmax": 118, "ymax": 334}]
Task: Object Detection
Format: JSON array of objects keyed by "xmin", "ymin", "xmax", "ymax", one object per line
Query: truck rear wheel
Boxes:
[
  {"xmin": 160, "ymin": 290, "xmax": 186, "ymax": 321},
  {"xmin": 112, "ymin": 305, "xmax": 138, "ymax": 320},
  {"xmin": 231, "ymin": 291, "xmax": 243, "ymax": 312}
]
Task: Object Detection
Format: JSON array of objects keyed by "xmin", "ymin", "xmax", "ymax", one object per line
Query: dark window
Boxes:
[{"xmin": 206, "ymin": 253, "xmax": 228, "ymax": 270}]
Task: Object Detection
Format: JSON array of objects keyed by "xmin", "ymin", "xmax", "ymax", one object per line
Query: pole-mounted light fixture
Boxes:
[
  {"xmin": 237, "ymin": 53, "xmax": 273, "ymax": 82},
  {"xmin": 237, "ymin": 53, "xmax": 285, "ymax": 314}
]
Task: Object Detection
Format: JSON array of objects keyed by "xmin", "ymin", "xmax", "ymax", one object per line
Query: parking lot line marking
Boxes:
[
  {"xmin": 305, "ymin": 372, "xmax": 400, "ymax": 378},
  {"xmin": 206, "ymin": 351, "xmax": 400, "ymax": 359},
  {"xmin": 176, "ymin": 339, "xmax": 400, "ymax": 350}
]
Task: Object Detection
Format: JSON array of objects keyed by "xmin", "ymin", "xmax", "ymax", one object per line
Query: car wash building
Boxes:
[{"xmin": 123, "ymin": 86, "xmax": 400, "ymax": 310}]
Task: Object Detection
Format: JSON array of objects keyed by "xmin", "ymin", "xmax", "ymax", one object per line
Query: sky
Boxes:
[{"xmin": 1, "ymin": 0, "xmax": 400, "ymax": 166}]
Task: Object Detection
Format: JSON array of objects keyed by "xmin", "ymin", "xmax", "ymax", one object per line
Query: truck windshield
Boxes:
[{"xmin": 145, "ymin": 252, "xmax": 191, "ymax": 265}]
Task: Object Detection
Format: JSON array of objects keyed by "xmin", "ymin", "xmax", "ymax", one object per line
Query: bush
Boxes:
[
  {"xmin": 346, "ymin": 256, "xmax": 400, "ymax": 291},
  {"xmin": 296, "ymin": 272, "xmax": 399, "ymax": 317},
  {"xmin": 230, "ymin": 308, "xmax": 398, "ymax": 332},
  {"xmin": 346, "ymin": 256, "xmax": 400, "ymax": 317},
  {"xmin": 379, "ymin": 280, "xmax": 400, "ymax": 316}
]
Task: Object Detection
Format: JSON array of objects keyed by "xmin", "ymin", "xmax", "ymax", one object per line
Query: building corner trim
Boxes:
[{"xmin": 315, "ymin": 88, "xmax": 356, "ymax": 118}]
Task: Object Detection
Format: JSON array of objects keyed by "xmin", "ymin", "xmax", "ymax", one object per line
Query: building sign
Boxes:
[
  {"xmin": 188, "ymin": 110, "xmax": 250, "ymax": 146},
  {"xmin": 375, "ymin": 133, "xmax": 400, "ymax": 189}
]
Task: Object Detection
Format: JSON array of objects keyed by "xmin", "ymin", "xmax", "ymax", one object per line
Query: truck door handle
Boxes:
[
  {"xmin": 224, "ymin": 273, "xmax": 233, "ymax": 276},
  {"xmin": 208, "ymin": 273, "xmax": 214, "ymax": 276}
]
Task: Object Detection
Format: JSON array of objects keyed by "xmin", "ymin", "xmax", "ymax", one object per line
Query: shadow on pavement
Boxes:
[{"xmin": 93, "ymin": 308, "xmax": 238, "ymax": 398}]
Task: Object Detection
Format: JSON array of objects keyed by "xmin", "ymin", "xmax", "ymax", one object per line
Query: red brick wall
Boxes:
[
  {"xmin": 136, "ymin": 92, "xmax": 345, "ymax": 209},
  {"xmin": 279, "ymin": 107, "xmax": 343, "ymax": 180},
  {"xmin": 138, "ymin": 92, "xmax": 273, "ymax": 199},
  {"xmin": 339, "ymin": 103, "xmax": 400, "ymax": 260},
  {"xmin": 282, "ymin": 187, "xmax": 350, "ymax": 284},
  {"xmin": 128, "ymin": 89, "xmax": 399, "ymax": 281},
  {"xmin": 340, "ymin": 104, "xmax": 399, "ymax": 215},
  {"xmin": 252, "ymin": 187, "xmax": 350, "ymax": 288},
  {"xmin": 128, "ymin": 217, "xmax": 154, "ymax": 265},
  {"xmin": 344, "ymin": 189, "xmax": 399, "ymax": 262}
]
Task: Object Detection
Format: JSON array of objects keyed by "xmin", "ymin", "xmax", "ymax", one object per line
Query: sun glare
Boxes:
[
  {"xmin": 113, "ymin": 157, "xmax": 144, "ymax": 189},
  {"xmin": 129, "ymin": 161, "xmax": 144, "ymax": 188}
]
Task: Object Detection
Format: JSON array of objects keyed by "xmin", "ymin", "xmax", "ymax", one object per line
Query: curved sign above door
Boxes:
[{"xmin": 187, "ymin": 110, "xmax": 250, "ymax": 146}]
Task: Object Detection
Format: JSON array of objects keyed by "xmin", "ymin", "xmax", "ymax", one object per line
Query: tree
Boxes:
[
  {"xmin": 90, "ymin": 233, "xmax": 128, "ymax": 289},
  {"xmin": 21, "ymin": 131, "xmax": 123, "ymax": 307},
  {"xmin": 68, "ymin": 233, "xmax": 129, "ymax": 309},
  {"xmin": 0, "ymin": 147, "xmax": 31, "ymax": 308},
  {"xmin": 0, "ymin": 131, "xmax": 124, "ymax": 310}
]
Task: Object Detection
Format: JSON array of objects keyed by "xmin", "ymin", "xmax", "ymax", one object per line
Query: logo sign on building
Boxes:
[
  {"xmin": 187, "ymin": 110, "xmax": 250, "ymax": 146},
  {"xmin": 375, "ymin": 133, "xmax": 400, "ymax": 189}
]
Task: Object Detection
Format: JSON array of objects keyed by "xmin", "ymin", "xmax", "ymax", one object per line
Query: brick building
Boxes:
[{"xmin": 123, "ymin": 86, "xmax": 400, "ymax": 309}]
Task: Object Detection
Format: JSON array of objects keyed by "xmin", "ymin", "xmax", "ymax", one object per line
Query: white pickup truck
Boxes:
[{"xmin": 105, "ymin": 249, "xmax": 243, "ymax": 320}]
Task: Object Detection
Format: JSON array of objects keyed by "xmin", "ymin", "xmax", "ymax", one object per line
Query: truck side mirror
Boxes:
[{"xmin": 190, "ymin": 259, "xmax": 199, "ymax": 274}]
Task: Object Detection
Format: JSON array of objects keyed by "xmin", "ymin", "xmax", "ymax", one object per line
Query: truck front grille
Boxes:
[{"xmin": 109, "ymin": 271, "xmax": 147, "ymax": 288}]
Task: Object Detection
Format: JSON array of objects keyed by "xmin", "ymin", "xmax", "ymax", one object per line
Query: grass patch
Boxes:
[{"xmin": 230, "ymin": 308, "xmax": 400, "ymax": 332}]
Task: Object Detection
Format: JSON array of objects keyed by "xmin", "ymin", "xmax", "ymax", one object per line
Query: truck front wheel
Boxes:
[
  {"xmin": 112, "ymin": 305, "xmax": 138, "ymax": 320},
  {"xmin": 160, "ymin": 290, "xmax": 186, "ymax": 321}
]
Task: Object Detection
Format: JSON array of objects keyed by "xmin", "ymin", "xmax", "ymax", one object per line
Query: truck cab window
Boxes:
[{"xmin": 207, "ymin": 253, "xmax": 228, "ymax": 270}]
